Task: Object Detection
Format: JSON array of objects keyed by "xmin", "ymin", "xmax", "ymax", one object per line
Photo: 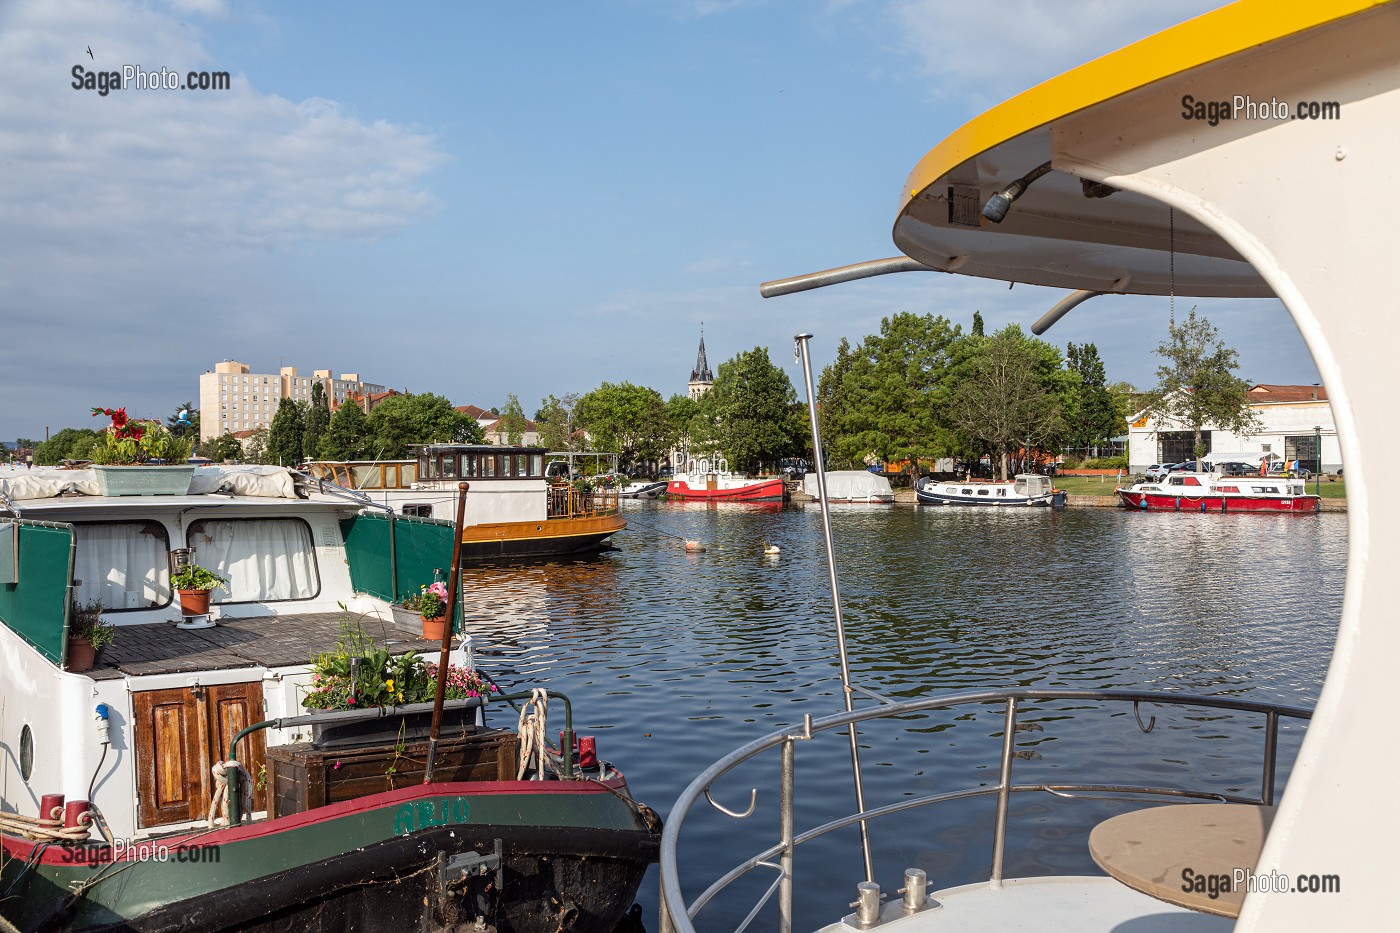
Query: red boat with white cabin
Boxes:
[
  {"xmin": 1116, "ymin": 471, "xmax": 1321, "ymax": 513},
  {"xmin": 665, "ymin": 457, "xmax": 786, "ymax": 502}
]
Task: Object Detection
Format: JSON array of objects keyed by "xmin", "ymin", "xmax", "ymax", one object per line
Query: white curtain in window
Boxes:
[
  {"xmin": 189, "ymin": 519, "xmax": 318, "ymax": 603},
  {"xmin": 73, "ymin": 523, "xmax": 170, "ymax": 610}
]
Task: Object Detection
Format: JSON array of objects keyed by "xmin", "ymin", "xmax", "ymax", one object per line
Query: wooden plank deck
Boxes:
[{"xmin": 88, "ymin": 611, "xmax": 451, "ymax": 681}]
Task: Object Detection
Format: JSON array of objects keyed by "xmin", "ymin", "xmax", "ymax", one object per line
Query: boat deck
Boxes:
[{"xmin": 86, "ymin": 610, "xmax": 447, "ymax": 681}]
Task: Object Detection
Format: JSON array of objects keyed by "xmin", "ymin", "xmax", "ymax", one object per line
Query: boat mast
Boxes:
[{"xmin": 794, "ymin": 333, "xmax": 874, "ymax": 883}]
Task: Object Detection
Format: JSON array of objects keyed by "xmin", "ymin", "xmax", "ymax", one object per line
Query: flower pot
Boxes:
[
  {"xmin": 311, "ymin": 700, "xmax": 482, "ymax": 749},
  {"xmin": 92, "ymin": 464, "xmax": 196, "ymax": 496},
  {"xmin": 390, "ymin": 605, "xmax": 424, "ymax": 635},
  {"xmin": 65, "ymin": 636, "xmax": 96, "ymax": 673},
  {"xmin": 178, "ymin": 588, "xmax": 212, "ymax": 616},
  {"xmin": 421, "ymin": 615, "xmax": 448, "ymax": 641}
]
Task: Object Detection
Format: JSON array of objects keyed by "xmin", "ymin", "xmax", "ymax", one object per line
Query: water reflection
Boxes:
[{"xmin": 457, "ymin": 503, "xmax": 1345, "ymax": 930}]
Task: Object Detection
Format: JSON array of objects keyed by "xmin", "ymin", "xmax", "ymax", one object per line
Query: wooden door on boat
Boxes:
[{"xmin": 132, "ymin": 682, "xmax": 267, "ymax": 828}]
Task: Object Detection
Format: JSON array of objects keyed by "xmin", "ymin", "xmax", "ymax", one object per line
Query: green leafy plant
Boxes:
[
  {"xmin": 401, "ymin": 582, "xmax": 448, "ymax": 621},
  {"xmin": 89, "ymin": 406, "xmax": 193, "ymax": 464},
  {"xmin": 170, "ymin": 563, "xmax": 230, "ymax": 593},
  {"xmin": 303, "ymin": 614, "xmax": 495, "ymax": 711},
  {"xmin": 69, "ymin": 597, "xmax": 116, "ymax": 651}
]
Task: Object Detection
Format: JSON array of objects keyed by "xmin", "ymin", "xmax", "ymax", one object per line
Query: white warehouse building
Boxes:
[{"xmin": 1128, "ymin": 384, "xmax": 1340, "ymax": 474}]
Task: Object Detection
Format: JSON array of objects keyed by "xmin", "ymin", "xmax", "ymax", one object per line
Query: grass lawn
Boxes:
[{"xmin": 1054, "ymin": 474, "xmax": 1347, "ymax": 499}]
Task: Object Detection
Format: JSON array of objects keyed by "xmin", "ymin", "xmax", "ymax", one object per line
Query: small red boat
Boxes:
[
  {"xmin": 1116, "ymin": 472, "xmax": 1321, "ymax": 513},
  {"xmin": 666, "ymin": 458, "xmax": 786, "ymax": 502}
]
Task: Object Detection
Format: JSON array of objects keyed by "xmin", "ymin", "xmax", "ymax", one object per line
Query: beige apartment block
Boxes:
[{"xmin": 199, "ymin": 360, "xmax": 387, "ymax": 441}]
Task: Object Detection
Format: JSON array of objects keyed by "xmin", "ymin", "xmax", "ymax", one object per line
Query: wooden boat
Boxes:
[
  {"xmin": 915, "ymin": 474, "xmax": 1065, "ymax": 508},
  {"xmin": 307, "ymin": 445, "xmax": 626, "ymax": 560},
  {"xmin": 0, "ymin": 464, "xmax": 658, "ymax": 932},
  {"xmin": 664, "ymin": 457, "xmax": 786, "ymax": 502},
  {"xmin": 661, "ymin": 2, "xmax": 1395, "ymax": 930},
  {"xmin": 1117, "ymin": 472, "xmax": 1321, "ymax": 513}
]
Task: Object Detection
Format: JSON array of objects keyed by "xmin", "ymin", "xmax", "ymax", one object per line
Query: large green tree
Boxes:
[
  {"xmin": 822, "ymin": 313, "xmax": 962, "ymax": 476},
  {"xmin": 947, "ymin": 325, "xmax": 1070, "ymax": 479},
  {"xmin": 208, "ymin": 432, "xmax": 244, "ymax": 462},
  {"xmin": 1064, "ymin": 342, "xmax": 1121, "ymax": 454},
  {"xmin": 534, "ymin": 393, "xmax": 580, "ymax": 451},
  {"xmin": 34, "ymin": 428, "xmax": 102, "ymax": 465},
  {"xmin": 699, "ymin": 347, "xmax": 806, "ymax": 474},
  {"xmin": 266, "ymin": 398, "xmax": 307, "ymax": 466},
  {"xmin": 318, "ymin": 401, "xmax": 371, "ymax": 460},
  {"xmin": 1141, "ymin": 308, "xmax": 1261, "ymax": 467},
  {"xmin": 302, "ymin": 382, "xmax": 331, "ymax": 461},
  {"xmin": 575, "ymin": 382, "xmax": 673, "ymax": 467},
  {"xmin": 366, "ymin": 393, "xmax": 484, "ymax": 459},
  {"xmin": 167, "ymin": 402, "xmax": 199, "ymax": 442}
]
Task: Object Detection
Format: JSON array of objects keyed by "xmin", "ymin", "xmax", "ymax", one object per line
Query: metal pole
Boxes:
[
  {"xmin": 1314, "ymin": 425, "xmax": 1322, "ymax": 497},
  {"xmin": 990, "ymin": 696, "xmax": 1019, "ymax": 887},
  {"xmin": 424, "ymin": 481, "xmax": 469, "ymax": 783},
  {"xmin": 794, "ymin": 333, "xmax": 874, "ymax": 883},
  {"xmin": 779, "ymin": 736, "xmax": 796, "ymax": 933}
]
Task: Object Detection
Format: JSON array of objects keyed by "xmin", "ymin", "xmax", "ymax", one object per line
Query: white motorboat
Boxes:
[
  {"xmin": 915, "ymin": 474, "xmax": 1065, "ymax": 508},
  {"xmin": 661, "ymin": 2, "xmax": 1393, "ymax": 930}
]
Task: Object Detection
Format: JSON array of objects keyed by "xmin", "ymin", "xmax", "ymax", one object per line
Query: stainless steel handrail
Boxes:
[{"xmin": 658, "ymin": 687, "xmax": 1312, "ymax": 933}]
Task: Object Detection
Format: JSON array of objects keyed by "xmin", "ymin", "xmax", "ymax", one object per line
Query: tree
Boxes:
[
  {"xmin": 242, "ymin": 427, "xmax": 271, "ymax": 464},
  {"xmin": 266, "ymin": 398, "xmax": 307, "ymax": 466},
  {"xmin": 1064, "ymin": 342, "xmax": 1121, "ymax": 454},
  {"xmin": 1141, "ymin": 308, "xmax": 1261, "ymax": 467},
  {"xmin": 947, "ymin": 325, "xmax": 1069, "ymax": 479},
  {"xmin": 302, "ymin": 382, "xmax": 331, "ymax": 461},
  {"xmin": 823, "ymin": 313, "xmax": 962, "ymax": 477},
  {"xmin": 167, "ymin": 402, "xmax": 199, "ymax": 442},
  {"xmin": 318, "ymin": 400, "xmax": 371, "ymax": 460},
  {"xmin": 535, "ymin": 393, "xmax": 580, "ymax": 451},
  {"xmin": 815, "ymin": 337, "xmax": 856, "ymax": 466},
  {"xmin": 971, "ymin": 311, "xmax": 985, "ymax": 337},
  {"xmin": 575, "ymin": 382, "xmax": 673, "ymax": 467},
  {"xmin": 366, "ymin": 393, "xmax": 484, "ymax": 459},
  {"xmin": 33, "ymin": 428, "xmax": 102, "ymax": 465},
  {"xmin": 208, "ymin": 432, "xmax": 244, "ymax": 462},
  {"xmin": 498, "ymin": 394, "xmax": 528, "ymax": 446},
  {"xmin": 699, "ymin": 347, "xmax": 806, "ymax": 474}
]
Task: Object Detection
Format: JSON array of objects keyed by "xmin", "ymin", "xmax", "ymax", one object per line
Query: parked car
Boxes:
[
  {"xmin": 1215, "ymin": 461, "xmax": 1255, "ymax": 476},
  {"xmin": 1143, "ymin": 464, "xmax": 1170, "ymax": 482}
]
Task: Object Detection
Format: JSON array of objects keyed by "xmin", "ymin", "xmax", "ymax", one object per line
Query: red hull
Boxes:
[
  {"xmin": 1117, "ymin": 490, "xmax": 1321, "ymax": 513},
  {"xmin": 666, "ymin": 477, "xmax": 786, "ymax": 502}
]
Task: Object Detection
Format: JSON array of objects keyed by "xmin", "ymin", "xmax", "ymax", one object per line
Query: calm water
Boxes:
[{"xmin": 457, "ymin": 501, "xmax": 1346, "ymax": 932}]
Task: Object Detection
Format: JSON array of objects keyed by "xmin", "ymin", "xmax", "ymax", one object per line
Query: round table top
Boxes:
[{"xmin": 1089, "ymin": 803, "xmax": 1275, "ymax": 919}]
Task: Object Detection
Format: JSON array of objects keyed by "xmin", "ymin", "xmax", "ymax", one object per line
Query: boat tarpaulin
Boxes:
[{"xmin": 803, "ymin": 471, "xmax": 895, "ymax": 501}]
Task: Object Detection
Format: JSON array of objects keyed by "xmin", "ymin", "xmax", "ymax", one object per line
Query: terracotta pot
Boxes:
[
  {"xmin": 66, "ymin": 636, "xmax": 96, "ymax": 672},
  {"xmin": 179, "ymin": 588, "xmax": 211, "ymax": 615},
  {"xmin": 421, "ymin": 615, "xmax": 448, "ymax": 641}
]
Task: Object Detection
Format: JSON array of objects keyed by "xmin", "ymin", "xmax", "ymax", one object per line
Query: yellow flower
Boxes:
[{"xmin": 386, "ymin": 678, "xmax": 395, "ymax": 691}]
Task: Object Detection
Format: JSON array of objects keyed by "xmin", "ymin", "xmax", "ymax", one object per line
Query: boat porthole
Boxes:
[{"xmin": 19, "ymin": 724, "xmax": 33, "ymax": 781}]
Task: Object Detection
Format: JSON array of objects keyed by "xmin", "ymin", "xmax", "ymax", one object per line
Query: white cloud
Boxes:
[{"xmin": 882, "ymin": 0, "xmax": 1226, "ymax": 106}]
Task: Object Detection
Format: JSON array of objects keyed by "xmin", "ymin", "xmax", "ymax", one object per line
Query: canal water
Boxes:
[{"xmin": 458, "ymin": 501, "xmax": 1346, "ymax": 932}]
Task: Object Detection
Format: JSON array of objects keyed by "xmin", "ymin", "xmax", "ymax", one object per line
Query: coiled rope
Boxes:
[
  {"xmin": 0, "ymin": 806, "xmax": 91, "ymax": 842},
  {"xmin": 206, "ymin": 759, "xmax": 253, "ymax": 827},
  {"xmin": 515, "ymin": 688, "xmax": 551, "ymax": 780}
]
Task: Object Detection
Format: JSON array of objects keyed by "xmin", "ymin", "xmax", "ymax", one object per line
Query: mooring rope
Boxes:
[
  {"xmin": 206, "ymin": 759, "xmax": 253, "ymax": 828},
  {"xmin": 515, "ymin": 688, "xmax": 550, "ymax": 780},
  {"xmin": 0, "ymin": 807, "xmax": 91, "ymax": 842}
]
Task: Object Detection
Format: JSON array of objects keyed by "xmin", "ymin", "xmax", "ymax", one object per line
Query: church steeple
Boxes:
[{"xmin": 688, "ymin": 325, "xmax": 713, "ymax": 399}]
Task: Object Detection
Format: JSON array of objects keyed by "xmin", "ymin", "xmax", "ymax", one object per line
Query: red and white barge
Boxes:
[{"xmin": 665, "ymin": 457, "xmax": 786, "ymax": 502}]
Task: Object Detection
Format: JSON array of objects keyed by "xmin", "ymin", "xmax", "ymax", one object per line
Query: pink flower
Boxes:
[
  {"xmin": 333, "ymin": 760, "xmax": 341, "ymax": 770},
  {"xmin": 427, "ymin": 582, "xmax": 448, "ymax": 600}
]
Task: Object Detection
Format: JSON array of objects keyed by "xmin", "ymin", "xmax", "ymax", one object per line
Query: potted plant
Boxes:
[
  {"xmin": 89, "ymin": 406, "xmax": 196, "ymax": 495},
  {"xmin": 66, "ymin": 598, "xmax": 116, "ymax": 673},
  {"xmin": 171, "ymin": 562, "xmax": 229, "ymax": 615},
  {"xmin": 400, "ymin": 582, "xmax": 450, "ymax": 640}
]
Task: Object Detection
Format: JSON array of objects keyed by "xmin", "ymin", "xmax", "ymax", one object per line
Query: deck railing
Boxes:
[
  {"xmin": 546, "ymin": 484, "xmax": 619, "ymax": 519},
  {"xmin": 658, "ymin": 687, "xmax": 1312, "ymax": 933}
]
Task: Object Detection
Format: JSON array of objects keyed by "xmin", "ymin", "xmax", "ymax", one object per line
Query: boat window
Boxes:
[
  {"xmin": 482, "ymin": 455, "xmax": 497, "ymax": 478},
  {"xmin": 977, "ymin": 489, "xmax": 989, "ymax": 496},
  {"xmin": 997, "ymin": 489, "xmax": 1006, "ymax": 496},
  {"xmin": 961, "ymin": 488, "xmax": 972, "ymax": 496},
  {"xmin": 187, "ymin": 518, "xmax": 319, "ymax": 604},
  {"xmin": 400, "ymin": 462, "xmax": 417, "ymax": 485},
  {"xmin": 1182, "ymin": 477, "xmax": 1201, "ymax": 486},
  {"xmin": 441, "ymin": 454, "xmax": 457, "ymax": 478},
  {"xmin": 530, "ymin": 454, "xmax": 543, "ymax": 477},
  {"xmin": 1219, "ymin": 486, "xmax": 1239, "ymax": 493},
  {"xmin": 1168, "ymin": 476, "xmax": 1183, "ymax": 486},
  {"xmin": 1014, "ymin": 478, "xmax": 1028, "ymax": 495},
  {"xmin": 72, "ymin": 521, "xmax": 172, "ymax": 611},
  {"xmin": 350, "ymin": 464, "xmax": 382, "ymax": 489},
  {"xmin": 401, "ymin": 504, "xmax": 433, "ymax": 518},
  {"xmin": 419, "ymin": 451, "xmax": 437, "ymax": 480},
  {"xmin": 515, "ymin": 455, "xmax": 529, "ymax": 478}
]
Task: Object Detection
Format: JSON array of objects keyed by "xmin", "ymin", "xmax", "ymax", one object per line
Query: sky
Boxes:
[{"xmin": 0, "ymin": 0, "xmax": 1318, "ymax": 441}]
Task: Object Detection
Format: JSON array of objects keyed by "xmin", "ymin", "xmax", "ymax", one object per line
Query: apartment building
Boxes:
[{"xmin": 199, "ymin": 360, "xmax": 386, "ymax": 441}]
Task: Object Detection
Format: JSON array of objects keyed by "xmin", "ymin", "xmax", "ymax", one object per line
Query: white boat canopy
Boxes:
[{"xmin": 803, "ymin": 470, "xmax": 894, "ymax": 501}]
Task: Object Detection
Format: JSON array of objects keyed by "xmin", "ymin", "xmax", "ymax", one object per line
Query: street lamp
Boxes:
[{"xmin": 1314, "ymin": 425, "xmax": 1322, "ymax": 497}]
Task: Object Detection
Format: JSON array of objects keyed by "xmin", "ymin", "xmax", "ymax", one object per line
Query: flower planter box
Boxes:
[
  {"xmin": 92, "ymin": 464, "xmax": 196, "ymax": 496},
  {"xmin": 311, "ymin": 700, "xmax": 485, "ymax": 749},
  {"xmin": 389, "ymin": 605, "xmax": 425, "ymax": 636}
]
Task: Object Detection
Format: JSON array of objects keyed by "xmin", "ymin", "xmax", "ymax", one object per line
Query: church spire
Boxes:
[{"xmin": 688, "ymin": 324, "xmax": 713, "ymax": 399}]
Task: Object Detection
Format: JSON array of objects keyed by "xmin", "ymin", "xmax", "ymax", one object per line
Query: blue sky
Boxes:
[{"xmin": 0, "ymin": 0, "xmax": 1316, "ymax": 441}]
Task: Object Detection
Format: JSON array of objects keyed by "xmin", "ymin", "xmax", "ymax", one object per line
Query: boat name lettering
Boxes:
[{"xmin": 394, "ymin": 797, "xmax": 470, "ymax": 834}]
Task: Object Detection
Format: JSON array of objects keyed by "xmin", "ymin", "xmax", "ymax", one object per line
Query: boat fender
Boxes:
[{"xmin": 685, "ymin": 540, "xmax": 705, "ymax": 552}]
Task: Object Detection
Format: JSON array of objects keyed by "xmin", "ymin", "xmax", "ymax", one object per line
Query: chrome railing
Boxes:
[{"xmin": 658, "ymin": 687, "xmax": 1312, "ymax": 933}]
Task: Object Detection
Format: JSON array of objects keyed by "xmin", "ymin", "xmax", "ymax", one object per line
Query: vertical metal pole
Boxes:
[
  {"xmin": 990, "ymin": 696, "xmax": 1018, "ymax": 886},
  {"xmin": 425, "ymin": 482, "xmax": 469, "ymax": 783},
  {"xmin": 779, "ymin": 736, "xmax": 796, "ymax": 933},
  {"xmin": 1262, "ymin": 710, "xmax": 1279, "ymax": 805},
  {"xmin": 1314, "ymin": 425, "xmax": 1322, "ymax": 497},
  {"xmin": 794, "ymin": 333, "xmax": 874, "ymax": 883},
  {"xmin": 658, "ymin": 883, "xmax": 675, "ymax": 933}
]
